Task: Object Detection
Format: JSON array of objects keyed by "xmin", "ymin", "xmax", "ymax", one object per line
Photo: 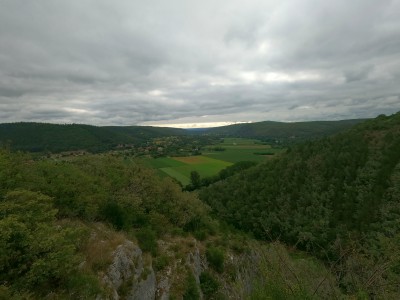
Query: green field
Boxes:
[
  {"xmin": 142, "ymin": 157, "xmax": 186, "ymax": 169},
  {"xmin": 142, "ymin": 156, "xmax": 232, "ymax": 185},
  {"xmin": 159, "ymin": 167, "xmax": 191, "ymax": 185},
  {"xmin": 203, "ymin": 138, "xmax": 281, "ymax": 163},
  {"xmin": 141, "ymin": 138, "xmax": 283, "ymax": 184}
]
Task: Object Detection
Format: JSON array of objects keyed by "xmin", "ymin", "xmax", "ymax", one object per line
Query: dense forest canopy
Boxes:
[
  {"xmin": 0, "ymin": 151, "xmax": 215, "ymax": 298},
  {"xmin": 201, "ymin": 112, "xmax": 400, "ymax": 295},
  {"xmin": 0, "ymin": 123, "xmax": 186, "ymax": 152}
]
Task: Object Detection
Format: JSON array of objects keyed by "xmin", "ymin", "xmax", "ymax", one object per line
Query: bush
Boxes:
[
  {"xmin": 183, "ymin": 273, "xmax": 200, "ymax": 300},
  {"xmin": 193, "ymin": 230, "xmax": 207, "ymax": 241},
  {"xmin": 67, "ymin": 273, "xmax": 102, "ymax": 298},
  {"xmin": 136, "ymin": 228, "xmax": 158, "ymax": 256},
  {"xmin": 171, "ymin": 227, "xmax": 187, "ymax": 237},
  {"xmin": 250, "ymin": 281, "xmax": 313, "ymax": 300},
  {"xmin": 100, "ymin": 201, "xmax": 125, "ymax": 230},
  {"xmin": 200, "ymin": 271, "xmax": 219, "ymax": 298},
  {"xmin": 154, "ymin": 255, "xmax": 169, "ymax": 271},
  {"xmin": 149, "ymin": 212, "xmax": 171, "ymax": 237},
  {"xmin": 206, "ymin": 247, "xmax": 225, "ymax": 273},
  {"xmin": 0, "ymin": 190, "xmax": 80, "ymax": 294}
]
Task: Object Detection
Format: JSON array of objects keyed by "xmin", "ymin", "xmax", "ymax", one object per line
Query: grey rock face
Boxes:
[
  {"xmin": 157, "ymin": 276, "xmax": 170, "ymax": 300},
  {"xmin": 186, "ymin": 244, "xmax": 204, "ymax": 299},
  {"xmin": 102, "ymin": 241, "xmax": 156, "ymax": 300},
  {"xmin": 187, "ymin": 245, "xmax": 202, "ymax": 284},
  {"xmin": 128, "ymin": 268, "xmax": 156, "ymax": 300}
]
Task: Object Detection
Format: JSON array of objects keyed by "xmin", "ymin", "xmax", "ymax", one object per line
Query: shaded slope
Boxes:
[
  {"xmin": 200, "ymin": 112, "xmax": 400, "ymax": 294},
  {"xmin": 0, "ymin": 122, "xmax": 185, "ymax": 152},
  {"xmin": 204, "ymin": 119, "xmax": 366, "ymax": 142},
  {"xmin": 104, "ymin": 125, "xmax": 185, "ymax": 140},
  {"xmin": 201, "ymin": 113, "xmax": 400, "ymax": 246}
]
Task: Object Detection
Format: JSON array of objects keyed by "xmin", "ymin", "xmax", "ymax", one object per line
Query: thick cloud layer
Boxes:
[{"xmin": 1, "ymin": 0, "xmax": 399, "ymax": 126}]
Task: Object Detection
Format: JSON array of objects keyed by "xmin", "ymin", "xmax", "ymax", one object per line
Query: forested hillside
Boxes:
[
  {"xmin": 204, "ymin": 119, "xmax": 366, "ymax": 143},
  {"xmin": 0, "ymin": 119, "xmax": 366, "ymax": 153},
  {"xmin": 0, "ymin": 123, "xmax": 185, "ymax": 152},
  {"xmin": 1, "ymin": 113, "xmax": 399, "ymax": 299},
  {"xmin": 0, "ymin": 151, "xmax": 212, "ymax": 298},
  {"xmin": 0, "ymin": 149, "xmax": 347, "ymax": 299},
  {"xmin": 201, "ymin": 112, "xmax": 400, "ymax": 297}
]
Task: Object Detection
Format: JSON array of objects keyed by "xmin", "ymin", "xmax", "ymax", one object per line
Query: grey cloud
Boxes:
[
  {"xmin": 344, "ymin": 65, "xmax": 374, "ymax": 83},
  {"xmin": 0, "ymin": 0, "xmax": 399, "ymax": 126},
  {"xmin": 0, "ymin": 87, "xmax": 26, "ymax": 98}
]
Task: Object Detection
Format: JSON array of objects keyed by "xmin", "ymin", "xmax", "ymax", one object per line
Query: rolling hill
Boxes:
[
  {"xmin": 0, "ymin": 122, "xmax": 185, "ymax": 152},
  {"xmin": 0, "ymin": 118, "xmax": 367, "ymax": 153},
  {"xmin": 202, "ymin": 119, "xmax": 366, "ymax": 143}
]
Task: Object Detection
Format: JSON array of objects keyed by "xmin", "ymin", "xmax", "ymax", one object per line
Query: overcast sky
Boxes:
[{"xmin": 1, "ymin": 0, "xmax": 400, "ymax": 127}]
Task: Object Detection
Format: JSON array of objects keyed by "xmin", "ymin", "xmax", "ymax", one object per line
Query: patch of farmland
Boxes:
[
  {"xmin": 160, "ymin": 167, "xmax": 190, "ymax": 185},
  {"xmin": 172, "ymin": 158, "xmax": 232, "ymax": 178},
  {"xmin": 203, "ymin": 137, "xmax": 282, "ymax": 163},
  {"xmin": 143, "ymin": 155, "xmax": 232, "ymax": 185},
  {"xmin": 142, "ymin": 157, "xmax": 186, "ymax": 168},
  {"xmin": 140, "ymin": 138, "xmax": 283, "ymax": 184}
]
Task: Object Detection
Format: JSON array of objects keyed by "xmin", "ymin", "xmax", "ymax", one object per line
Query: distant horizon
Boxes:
[
  {"xmin": 145, "ymin": 121, "xmax": 251, "ymax": 129},
  {"xmin": 0, "ymin": 113, "xmax": 379, "ymax": 129},
  {"xmin": 0, "ymin": 109, "xmax": 390, "ymax": 128},
  {"xmin": 142, "ymin": 115, "xmax": 374, "ymax": 129}
]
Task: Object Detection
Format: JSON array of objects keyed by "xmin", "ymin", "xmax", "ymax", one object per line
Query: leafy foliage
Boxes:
[
  {"xmin": 136, "ymin": 227, "xmax": 158, "ymax": 255},
  {"xmin": 0, "ymin": 190, "xmax": 81, "ymax": 294},
  {"xmin": 0, "ymin": 149, "xmax": 212, "ymax": 297},
  {"xmin": 154, "ymin": 254, "xmax": 170, "ymax": 271},
  {"xmin": 206, "ymin": 247, "xmax": 225, "ymax": 273},
  {"xmin": 190, "ymin": 170, "xmax": 201, "ymax": 188},
  {"xmin": 183, "ymin": 272, "xmax": 200, "ymax": 300},
  {"xmin": 200, "ymin": 271, "xmax": 219, "ymax": 298},
  {"xmin": 200, "ymin": 112, "xmax": 400, "ymax": 296},
  {"xmin": 0, "ymin": 122, "xmax": 185, "ymax": 152}
]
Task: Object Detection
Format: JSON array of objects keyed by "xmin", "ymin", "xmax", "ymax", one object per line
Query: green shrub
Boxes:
[
  {"xmin": 193, "ymin": 230, "xmax": 207, "ymax": 241},
  {"xmin": 0, "ymin": 190, "xmax": 80, "ymax": 293},
  {"xmin": 67, "ymin": 273, "xmax": 102, "ymax": 298},
  {"xmin": 100, "ymin": 201, "xmax": 125, "ymax": 230},
  {"xmin": 230, "ymin": 240, "xmax": 246, "ymax": 253},
  {"xmin": 154, "ymin": 255, "xmax": 169, "ymax": 271},
  {"xmin": 250, "ymin": 281, "xmax": 313, "ymax": 300},
  {"xmin": 171, "ymin": 227, "xmax": 186, "ymax": 237},
  {"xmin": 0, "ymin": 285, "xmax": 31, "ymax": 300},
  {"xmin": 206, "ymin": 247, "xmax": 225, "ymax": 273},
  {"xmin": 136, "ymin": 228, "xmax": 158, "ymax": 255},
  {"xmin": 183, "ymin": 273, "xmax": 200, "ymax": 300},
  {"xmin": 200, "ymin": 271, "xmax": 219, "ymax": 298},
  {"xmin": 0, "ymin": 286, "xmax": 12, "ymax": 300},
  {"xmin": 149, "ymin": 212, "xmax": 171, "ymax": 237}
]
